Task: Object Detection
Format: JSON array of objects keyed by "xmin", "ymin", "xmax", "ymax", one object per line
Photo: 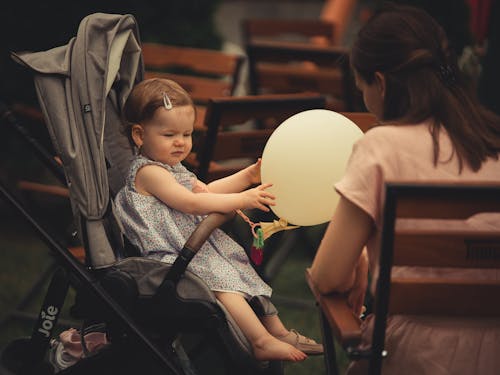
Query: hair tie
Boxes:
[
  {"xmin": 438, "ymin": 64, "xmax": 456, "ymax": 86},
  {"xmin": 162, "ymin": 92, "xmax": 173, "ymax": 110}
]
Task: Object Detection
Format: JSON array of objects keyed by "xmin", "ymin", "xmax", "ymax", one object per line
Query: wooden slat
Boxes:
[
  {"xmin": 208, "ymin": 93, "xmax": 326, "ymax": 127},
  {"xmin": 142, "ymin": 43, "xmax": 241, "ymax": 76},
  {"xmin": 393, "ymin": 230, "xmax": 500, "ymax": 268},
  {"xmin": 256, "ymin": 63, "xmax": 344, "ymax": 97},
  {"xmin": 17, "ymin": 180, "xmax": 69, "ymax": 198},
  {"xmin": 390, "ymin": 182, "xmax": 500, "ymax": 219},
  {"xmin": 243, "ymin": 19, "xmax": 335, "ymax": 41},
  {"xmin": 212, "ymin": 129, "xmax": 274, "ymax": 160},
  {"xmin": 247, "ymin": 40, "xmax": 348, "ymax": 67},
  {"xmin": 245, "ymin": 39, "xmax": 356, "ymax": 112},
  {"xmin": 144, "ymin": 71, "xmax": 232, "ymax": 102},
  {"xmin": 389, "ymin": 278, "xmax": 500, "ymax": 316},
  {"xmin": 142, "ymin": 42, "xmax": 243, "ymax": 113}
]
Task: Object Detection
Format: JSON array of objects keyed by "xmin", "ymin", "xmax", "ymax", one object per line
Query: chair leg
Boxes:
[{"xmin": 319, "ymin": 309, "xmax": 340, "ymax": 375}]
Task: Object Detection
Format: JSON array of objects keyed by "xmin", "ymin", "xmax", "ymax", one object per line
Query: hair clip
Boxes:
[
  {"xmin": 162, "ymin": 92, "xmax": 173, "ymax": 110},
  {"xmin": 438, "ymin": 64, "xmax": 456, "ymax": 87}
]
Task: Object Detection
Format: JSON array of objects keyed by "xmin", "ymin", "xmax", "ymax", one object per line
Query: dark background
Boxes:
[{"xmin": 0, "ymin": 0, "xmax": 223, "ymax": 106}]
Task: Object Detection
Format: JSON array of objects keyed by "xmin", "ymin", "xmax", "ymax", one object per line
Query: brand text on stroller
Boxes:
[{"xmin": 38, "ymin": 306, "xmax": 58, "ymax": 337}]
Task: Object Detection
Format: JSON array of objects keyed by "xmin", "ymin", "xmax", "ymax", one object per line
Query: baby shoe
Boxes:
[{"xmin": 276, "ymin": 329, "xmax": 324, "ymax": 355}]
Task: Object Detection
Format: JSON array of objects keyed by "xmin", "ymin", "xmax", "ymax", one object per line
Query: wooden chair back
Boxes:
[
  {"xmin": 244, "ymin": 37, "xmax": 360, "ymax": 112},
  {"xmin": 142, "ymin": 43, "xmax": 244, "ymax": 100},
  {"xmin": 190, "ymin": 93, "xmax": 326, "ymax": 182},
  {"xmin": 307, "ymin": 181, "xmax": 500, "ymax": 375},
  {"xmin": 242, "ymin": 19, "xmax": 335, "ymax": 44},
  {"xmin": 142, "ymin": 43, "xmax": 244, "ymax": 129},
  {"xmin": 242, "ymin": 16, "xmax": 363, "ymax": 112}
]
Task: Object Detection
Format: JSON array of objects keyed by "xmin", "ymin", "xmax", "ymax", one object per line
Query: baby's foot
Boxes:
[
  {"xmin": 253, "ymin": 335, "xmax": 307, "ymax": 362},
  {"xmin": 275, "ymin": 329, "xmax": 324, "ymax": 355}
]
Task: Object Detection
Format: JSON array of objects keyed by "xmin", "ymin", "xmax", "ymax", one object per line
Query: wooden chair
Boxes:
[
  {"xmin": 241, "ymin": 1, "xmax": 368, "ymax": 113},
  {"xmin": 186, "ymin": 93, "xmax": 326, "ymax": 183},
  {"xmin": 243, "ymin": 32, "xmax": 361, "ymax": 112},
  {"xmin": 306, "ymin": 181, "xmax": 500, "ymax": 375},
  {"xmin": 242, "ymin": 18, "xmax": 336, "ymax": 45},
  {"xmin": 141, "ymin": 42, "xmax": 245, "ymax": 129}
]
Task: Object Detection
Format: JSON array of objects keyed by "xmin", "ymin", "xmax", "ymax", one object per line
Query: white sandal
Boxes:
[{"xmin": 276, "ymin": 329, "xmax": 324, "ymax": 355}]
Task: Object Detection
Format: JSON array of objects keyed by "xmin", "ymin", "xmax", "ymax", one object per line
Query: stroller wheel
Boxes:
[{"xmin": 1, "ymin": 337, "xmax": 54, "ymax": 375}]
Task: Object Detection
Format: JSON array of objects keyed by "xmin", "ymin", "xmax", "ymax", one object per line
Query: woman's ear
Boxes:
[
  {"xmin": 374, "ymin": 71, "xmax": 386, "ymax": 98},
  {"xmin": 131, "ymin": 124, "xmax": 144, "ymax": 148}
]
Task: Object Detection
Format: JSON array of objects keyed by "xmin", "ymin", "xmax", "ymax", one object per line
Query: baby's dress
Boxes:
[{"xmin": 115, "ymin": 156, "xmax": 272, "ymax": 298}]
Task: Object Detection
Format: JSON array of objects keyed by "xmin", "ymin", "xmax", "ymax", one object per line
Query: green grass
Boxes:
[{"xmin": 0, "ymin": 197, "xmax": 348, "ymax": 374}]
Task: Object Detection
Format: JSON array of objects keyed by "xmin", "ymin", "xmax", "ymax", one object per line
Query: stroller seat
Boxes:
[{"xmin": 3, "ymin": 12, "xmax": 283, "ymax": 375}]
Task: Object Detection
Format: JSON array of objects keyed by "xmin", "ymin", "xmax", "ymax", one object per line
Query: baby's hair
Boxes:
[{"xmin": 122, "ymin": 78, "xmax": 196, "ymax": 145}]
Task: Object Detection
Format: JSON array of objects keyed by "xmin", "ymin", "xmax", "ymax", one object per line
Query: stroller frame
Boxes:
[{"xmin": 1, "ymin": 12, "xmax": 283, "ymax": 375}]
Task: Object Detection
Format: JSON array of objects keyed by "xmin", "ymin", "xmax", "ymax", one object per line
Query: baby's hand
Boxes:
[
  {"xmin": 192, "ymin": 178, "xmax": 210, "ymax": 193},
  {"xmin": 247, "ymin": 158, "xmax": 263, "ymax": 185},
  {"xmin": 241, "ymin": 183, "xmax": 275, "ymax": 211}
]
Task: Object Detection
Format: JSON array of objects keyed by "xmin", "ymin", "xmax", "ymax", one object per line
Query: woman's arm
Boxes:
[
  {"xmin": 347, "ymin": 248, "xmax": 369, "ymax": 316},
  {"xmin": 135, "ymin": 164, "xmax": 274, "ymax": 215},
  {"xmin": 310, "ymin": 197, "xmax": 374, "ymax": 295}
]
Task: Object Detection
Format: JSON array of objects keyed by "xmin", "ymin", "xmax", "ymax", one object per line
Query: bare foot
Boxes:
[{"xmin": 253, "ymin": 335, "xmax": 307, "ymax": 362}]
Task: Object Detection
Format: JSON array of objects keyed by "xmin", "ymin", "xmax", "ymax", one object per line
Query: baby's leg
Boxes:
[
  {"xmin": 260, "ymin": 314, "xmax": 289, "ymax": 337},
  {"xmin": 214, "ymin": 291, "xmax": 306, "ymax": 362}
]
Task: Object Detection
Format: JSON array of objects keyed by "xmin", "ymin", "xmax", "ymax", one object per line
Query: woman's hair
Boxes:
[
  {"xmin": 122, "ymin": 78, "xmax": 195, "ymax": 145},
  {"xmin": 351, "ymin": 4, "xmax": 500, "ymax": 171}
]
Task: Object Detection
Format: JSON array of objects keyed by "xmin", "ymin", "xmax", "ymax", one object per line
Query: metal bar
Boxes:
[{"xmin": 0, "ymin": 181, "xmax": 183, "ymax": 375}]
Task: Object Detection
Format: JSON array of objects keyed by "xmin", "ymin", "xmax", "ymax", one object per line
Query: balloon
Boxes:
[{"xmin": 261, "ymin": 109, "xmax": 363, "ymax": 226}]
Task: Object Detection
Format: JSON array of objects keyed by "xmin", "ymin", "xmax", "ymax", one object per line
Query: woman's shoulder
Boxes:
[
  {"xmin": 364, "ymin": 121, "xmax": 429, "ymax": 137},
  {"xmin": 357, "ymin": 122, "xmax": 431, "ymax": 149}
]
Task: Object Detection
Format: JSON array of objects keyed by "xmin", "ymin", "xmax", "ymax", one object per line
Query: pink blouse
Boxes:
[{"xmin": 334, "ymin": 121, "xmax": 500, "ymax": 375}]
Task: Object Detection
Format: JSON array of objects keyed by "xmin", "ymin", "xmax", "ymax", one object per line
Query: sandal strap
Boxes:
[{"xmin": 289, "ymin": 329, "xmax": 316, "ymax": 344}]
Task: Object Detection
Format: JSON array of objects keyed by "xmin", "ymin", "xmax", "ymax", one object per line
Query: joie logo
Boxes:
[{"xmin": 38, "ymin": 305, "xmax": 58, "ymax": 337}]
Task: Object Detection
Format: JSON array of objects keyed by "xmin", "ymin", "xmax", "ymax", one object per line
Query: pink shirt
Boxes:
[
  {"xmin": 334, "ymin": 121, "xmax": 500, "ymax": 375},
  {"xmin": 336, "ymin": 121, "xmax": 500, "ymax": 289}
]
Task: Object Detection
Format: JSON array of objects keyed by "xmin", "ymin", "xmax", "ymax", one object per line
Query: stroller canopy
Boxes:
[{"xmin": 12, "ymin": 13, "xmax": 144, "ymax": 267}]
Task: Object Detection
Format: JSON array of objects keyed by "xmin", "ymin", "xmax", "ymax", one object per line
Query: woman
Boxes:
[{"xmin": 310, "ymin": 4, "xmax": 500, "ymax": 374}]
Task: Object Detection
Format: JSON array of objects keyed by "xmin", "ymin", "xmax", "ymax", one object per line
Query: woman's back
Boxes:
[{"xmin": 337, "ymin": 122, "xmax": 500, "ymax": 375}]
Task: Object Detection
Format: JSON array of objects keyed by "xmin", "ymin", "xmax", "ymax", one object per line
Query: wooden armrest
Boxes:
[
  {"xmin": 305, "ymin": 267, "xmax": 362, "ymax": 348},
  {"xmin": 17, "ymin": 180, "xmax": 69, "ymax": 198}
]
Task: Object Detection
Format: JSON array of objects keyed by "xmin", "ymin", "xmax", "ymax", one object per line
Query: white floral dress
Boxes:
[{"xmin": 115, "ymin": 156, "xmax": 272, "ymax": 298}]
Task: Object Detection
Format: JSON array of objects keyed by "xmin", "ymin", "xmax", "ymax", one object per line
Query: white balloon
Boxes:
[{"xmin": 261, "ymin": 109, "xmax": 363, "ymax": 226}]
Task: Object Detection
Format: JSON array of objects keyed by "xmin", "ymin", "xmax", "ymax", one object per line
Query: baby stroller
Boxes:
[{"xmin": 1, "ymin": 13, "xmax": 283, "ymax": 375}]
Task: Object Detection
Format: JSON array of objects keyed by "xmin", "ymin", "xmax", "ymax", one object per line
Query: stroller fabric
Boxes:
[
  {"xmin": 8, "ymin": 12, "xmax": 282, "ymax": 373},
  {"xmin": 12, "ymin": 13, "xmax": 144, "ymax": 267}
]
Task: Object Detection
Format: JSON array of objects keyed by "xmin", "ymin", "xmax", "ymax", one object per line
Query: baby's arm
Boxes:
[
  {"xmin": 136, "ymin": 164, "xmax": 274, "ymax": 215},
  {"xmin": 207, "ymin": 159, "xmax": 262, "ymax": 194}
]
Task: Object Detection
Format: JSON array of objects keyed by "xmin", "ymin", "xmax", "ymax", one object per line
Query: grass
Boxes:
[{"xmin": 0, "ymin": 191, "xmax": 348, "ymax": 374}]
